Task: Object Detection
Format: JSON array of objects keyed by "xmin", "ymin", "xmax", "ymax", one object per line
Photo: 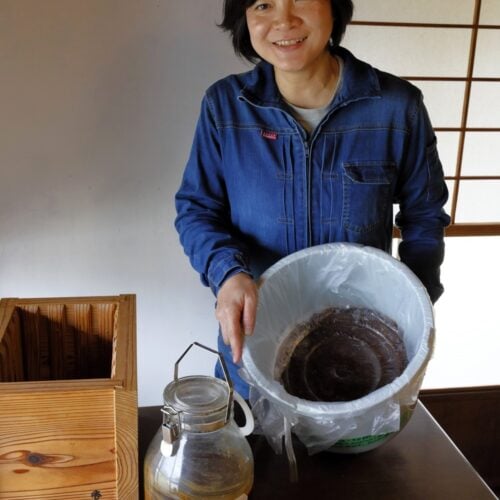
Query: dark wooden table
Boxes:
[{"xmin": 139, "ymin": 401, "xmax": 497, "ymax": 499}]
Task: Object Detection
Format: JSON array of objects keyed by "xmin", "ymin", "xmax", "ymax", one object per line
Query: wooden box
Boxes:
[{"xmin": 0, "ymin": 295, "xmax": 138, "ymax": 499}]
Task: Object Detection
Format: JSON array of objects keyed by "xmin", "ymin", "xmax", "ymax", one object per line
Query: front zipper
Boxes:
[
  {"xmin": 240, "ymin": 94, "xmax": 314, "ymax": 249},
  {"xmin": 238, "ymin": 64, "xmax": 381, "ymax": 251},
  {"xmin": 303, "ymin": 139, "xmax": 312, "ymax": 248},
  {"xmin": 239, "ymin": 94, "xmax": 371, "ymax": 249}
]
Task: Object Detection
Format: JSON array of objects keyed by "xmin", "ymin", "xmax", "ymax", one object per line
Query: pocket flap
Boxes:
[{"xmin": 343, "ymin": 162, "xmax": 395, "ymax": 184}]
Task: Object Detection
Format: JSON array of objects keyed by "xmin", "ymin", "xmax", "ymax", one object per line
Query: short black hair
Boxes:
[{"xmin": 219, "ymin": 0, "xmax": 354, "ymax": 64}]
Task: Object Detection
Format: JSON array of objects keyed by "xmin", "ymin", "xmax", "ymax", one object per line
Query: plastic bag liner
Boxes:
[{"xmin": 241, "ymin": 243, "xmax": 434, "ymax": 457}]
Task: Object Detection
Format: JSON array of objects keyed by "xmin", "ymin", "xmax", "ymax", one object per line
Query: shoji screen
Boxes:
[{"xmin": 344, "ymin": 0, "xmax": 500, "ymax": 236}]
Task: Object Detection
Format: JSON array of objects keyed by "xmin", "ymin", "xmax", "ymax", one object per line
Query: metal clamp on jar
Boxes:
[{"xmin": 144, "ymin": 342, "xmax": 254, "ymax": 500}]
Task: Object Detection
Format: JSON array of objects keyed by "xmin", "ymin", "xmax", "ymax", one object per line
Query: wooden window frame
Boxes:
[{"xmin": 352, "ymin": 0, "xmax": 500, "ymax": 237}]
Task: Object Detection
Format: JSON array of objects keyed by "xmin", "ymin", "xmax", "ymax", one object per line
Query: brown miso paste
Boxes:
[{"xmin": 276, "ymin": 307, "xmax": 408, "ymax": 402}]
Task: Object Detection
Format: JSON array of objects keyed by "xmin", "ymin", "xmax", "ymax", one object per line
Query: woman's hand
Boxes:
[{"xmin": 215, "ymin": 272, "xmax": 258, "ymax": 364}]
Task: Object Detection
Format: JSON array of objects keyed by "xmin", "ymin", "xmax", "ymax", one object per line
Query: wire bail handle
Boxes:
[
  {"xmin": 161, "ymin": 342, "xmax": 234, "ymax": 452},
  {"xmin": 173, "ymin": 341, "xmax": 234, "ymax": 424}
]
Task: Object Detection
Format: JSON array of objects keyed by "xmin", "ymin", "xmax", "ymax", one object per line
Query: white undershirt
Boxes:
[{"xmin": 285, "ymin": 56, "xmax": 344, "ymax": 135}]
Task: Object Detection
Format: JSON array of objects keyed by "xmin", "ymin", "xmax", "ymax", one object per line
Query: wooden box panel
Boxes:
[{"xmin": 0, "ymin": 295, "xmax": 138, "ymax": 499}]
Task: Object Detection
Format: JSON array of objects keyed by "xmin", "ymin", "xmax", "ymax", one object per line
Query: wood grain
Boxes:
[
  {"xmin": 92, "ymin": 302, "xmax": 117, "ymax": 379},
  {"xmin": 71, "ymin": 303, "xmax": 92, "ymax": 379},
  {"xmin": 115, "ymin": 388, "xmax": 139, "ymax": 499},
  {"xmin": 114, "ymin": 295, "xmax": 138, "ymax": 498},
  {"xmin": 113, "ymin": 295, "xmax": 137, "ymax": 390},
  {"xmin": 45, "ymin": 304, "xmax": 66, "ymax": 380},
  {"xmin": 0, "ymin": 389, "xmax": 117, "ymax": 499},
  {"xmin": 18, "ymin": 305, "xmax": 50, "ymax": 381},
  {"xmin": 0, "ymin": 295, "xmax": 138, "ymax": 499},
  {"xmin": 0, "ymin": 308, "xmax": 23, "ymax": 382}
]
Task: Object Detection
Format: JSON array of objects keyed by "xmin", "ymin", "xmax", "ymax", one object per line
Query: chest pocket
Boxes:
[{"xmin": 342, "ymin": 161, "xmax": 396, "ymax": 233}]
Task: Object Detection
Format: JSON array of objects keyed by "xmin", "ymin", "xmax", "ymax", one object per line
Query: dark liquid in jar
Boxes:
[{"xmin": 277, "ymin": 307, "xmax": 408, "ymax": 402}]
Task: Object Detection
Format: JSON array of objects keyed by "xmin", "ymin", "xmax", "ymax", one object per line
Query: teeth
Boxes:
[{"xmin": 274, "ymin": 37, "xmax": 306, "ymax": 47}]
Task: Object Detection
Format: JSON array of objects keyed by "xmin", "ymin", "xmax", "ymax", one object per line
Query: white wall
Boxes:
[
  {"xmin": 0, "ymin": 0, "xmax": 249, "ymax": 405},
  {"xmin": 1, "ymin": 1, "xmax": 498, "ymax": 406}
]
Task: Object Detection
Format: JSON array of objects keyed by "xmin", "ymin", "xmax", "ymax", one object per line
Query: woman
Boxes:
[{"xmin": 175, "ymin": 0, "xmax": 450, "ymax": 398}]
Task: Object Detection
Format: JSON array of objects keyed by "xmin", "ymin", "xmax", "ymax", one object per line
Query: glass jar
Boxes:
[{"xmin": 144, "ymin": 342, "xmax": 254, "ymax": 499}]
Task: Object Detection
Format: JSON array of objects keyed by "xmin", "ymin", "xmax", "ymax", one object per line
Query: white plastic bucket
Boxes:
[{"xmin": 241, "ymin": 243, "xmax": 434, "ymax": 454}]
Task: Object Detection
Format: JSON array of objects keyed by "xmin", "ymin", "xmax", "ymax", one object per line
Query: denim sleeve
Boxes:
[
  {"xmin": 395, "ymin": 92, "xmax": 451, "ymax": 303},
  {"xmin": 174, "ymin": 95, "xmax": 252, "ymax": 296}
]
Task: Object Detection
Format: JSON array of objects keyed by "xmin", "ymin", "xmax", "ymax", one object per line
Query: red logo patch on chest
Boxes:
[{"xmin": 261, "ymin": 129, "xmax": 278, "ymax": 140}]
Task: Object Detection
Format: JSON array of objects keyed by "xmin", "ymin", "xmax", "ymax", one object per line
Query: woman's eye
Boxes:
[{"xmin": 253, "ymin": 2, "xmax": 270, "ymax": 11}]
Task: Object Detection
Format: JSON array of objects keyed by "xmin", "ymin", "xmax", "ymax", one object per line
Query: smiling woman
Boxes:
[
  {"xmin": 220, "ymin": 0, "xmax": 353, "ymax": 62},
  {"xmin": 174, "ymin": 0, "xmax": 450, "ymax": 398},
  {"xmin": 245, "ymin": 1, "xmax": 333, "ymax": 76}
]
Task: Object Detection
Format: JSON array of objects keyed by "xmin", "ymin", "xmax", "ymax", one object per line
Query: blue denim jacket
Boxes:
[{"xmin": 175, "ymin": 47, "xmax": 450, "ymax": 397}]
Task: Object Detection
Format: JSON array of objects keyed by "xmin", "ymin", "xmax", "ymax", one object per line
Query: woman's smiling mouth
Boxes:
[{"xmin": 273, "ymin": 36, "xmax": 307, "ymax": 47}]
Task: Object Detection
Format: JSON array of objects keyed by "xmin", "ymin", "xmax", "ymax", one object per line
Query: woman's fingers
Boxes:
[
  {"xmin": 215, "ymin": 273, "xmax": 258, "ymax": 363},
  {"xmin": 242, "ymin": 291, "xmax": 257, "ymax": 337}
]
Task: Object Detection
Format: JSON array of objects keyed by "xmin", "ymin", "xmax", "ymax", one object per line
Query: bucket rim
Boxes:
[{"xmin": 242, "ymin": 243, "xmax": 435, "ymax": 417}]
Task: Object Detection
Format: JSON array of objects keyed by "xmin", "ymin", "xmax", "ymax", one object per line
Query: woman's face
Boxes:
[{"xmin": 246, "ymin": 0, "xmax": 334, "ymax": 75}]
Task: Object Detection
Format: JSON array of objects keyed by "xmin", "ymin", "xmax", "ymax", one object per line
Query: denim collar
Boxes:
[{"xmin": 239, "ymin": 47, "xmax": 381, "ymax": 110}]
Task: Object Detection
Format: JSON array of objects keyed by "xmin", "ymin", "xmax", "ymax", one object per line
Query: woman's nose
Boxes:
[{"xmin": 273, "ymin": 4, "xmax": 299, "ymax": 30}]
